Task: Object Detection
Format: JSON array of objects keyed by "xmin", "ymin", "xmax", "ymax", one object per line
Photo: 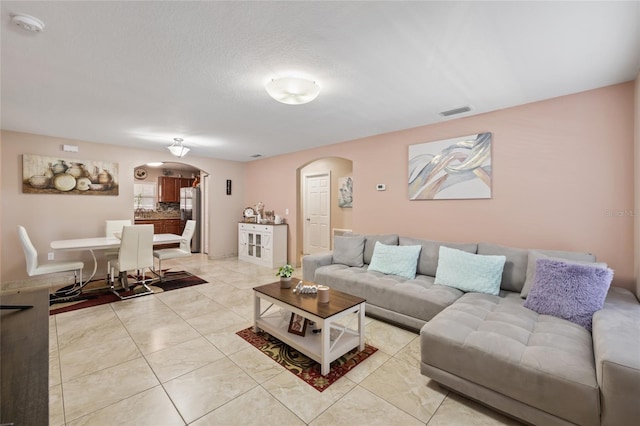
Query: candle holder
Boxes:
[{"xmin": 318, "ymin": 285, "xmax": 330, "ymax": 303}]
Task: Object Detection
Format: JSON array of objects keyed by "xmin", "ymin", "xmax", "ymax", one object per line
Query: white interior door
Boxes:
[
  {"xmin": 303, "ymin": 172, "xmax": 331, "ymax": 255},
  {"xmin": 201, "ymin": 172, "xmax": 209, "ymax": 254}
]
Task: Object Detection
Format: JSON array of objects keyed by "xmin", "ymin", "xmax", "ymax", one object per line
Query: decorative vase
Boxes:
[
  {"xmin": 44, "ymin": 163, "xmax": 54, "ymax": 180},
  {"xmin": 89, "ymin": 166, "xmax": 100, "ymax": 183},
  {"xmin": 98, "ymin": 169, "xmax": 113, "ymax": 185},
  {"xmin": 51, "ymin": 160, "xmax": 68, "ymax": 174},
  {"xmin": 280, "ymin": 277, "xmax": 292, "ymax": 289},
  {"xmin": 67, "ymin": 162, "xmax": 88, "ymax": 178},
  {"xmin": 28, "ymin": 175, "xmax": 49, "ymax": 189}
]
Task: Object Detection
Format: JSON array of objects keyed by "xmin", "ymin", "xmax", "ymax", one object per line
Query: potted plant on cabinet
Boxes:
[{"xmin": 276, "ymin": 264, "xmax": 294, "ymax": 289}]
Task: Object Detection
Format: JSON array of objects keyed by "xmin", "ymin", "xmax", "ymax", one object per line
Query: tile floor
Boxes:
[{"xmin": 48, "ymin": 255, "xmax": 522, "ymax": 425}]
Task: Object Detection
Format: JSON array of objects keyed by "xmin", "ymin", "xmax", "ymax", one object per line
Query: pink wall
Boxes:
[
  {"xmin": 1, "ymin": 131, "xmax": 247, "ymax": 287},
  {"xmin": 246, "ymin": 82, "xmax": 636, "ymax": 291},
  {"xmin": 635, "ymin": 73, "xmax": 640, "ymax": 299}
]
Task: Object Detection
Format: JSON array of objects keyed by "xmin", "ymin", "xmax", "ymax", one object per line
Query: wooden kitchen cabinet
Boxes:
[
  {"xmin": 134, "ymin": 219, "xmax": 163, "ymax": 233},
  {"xmin": 158, "ymin": 177, "xmax": 195, "ymax": 202},
  {"xmin": 164, "ymin": 219, "xmax": 181, "ymax": 234},
  {"xmin": 158, "ymin": 177, "xmax": 179, "ymax": 202},
  {"xmin": 134, "ymin": 218, "xmax": 182, "ymax": 234},
  {"xmin": 135, "ymin": 218, "xmax": 181, "ymax": 248}
]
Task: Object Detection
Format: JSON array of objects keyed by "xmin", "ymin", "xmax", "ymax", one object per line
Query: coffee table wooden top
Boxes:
[{"xmin": 254, "ymin": 279, "xmax": 366, "ymax": 319}]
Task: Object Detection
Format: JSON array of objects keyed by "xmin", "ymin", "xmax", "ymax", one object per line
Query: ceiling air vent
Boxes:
[{"xmin": 439, "ymin": 106, "xmax": 472, "ymax": 117}]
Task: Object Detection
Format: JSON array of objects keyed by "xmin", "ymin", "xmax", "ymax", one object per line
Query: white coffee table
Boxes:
[{"xmin": 253, "ymin": 280, "xmax": 366, "ymax": 376}]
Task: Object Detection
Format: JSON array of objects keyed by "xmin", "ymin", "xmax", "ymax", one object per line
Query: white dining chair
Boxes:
[
  {"xmin": 17, "ymin": 225, "xmax": 84, "ymax": 298},
  {"xmin": 109, "ymin": 224, "xmax": 154, "ymax": 299},
  {"xmin": 104, "ymin": 219, "xmax": 131, "ymax": 283},
  {"xmin": 153, "ymin": 220, "xmax": 196, "ymax": 280}
]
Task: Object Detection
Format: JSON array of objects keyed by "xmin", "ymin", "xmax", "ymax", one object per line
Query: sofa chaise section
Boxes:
[
  {"xmin": 420, "ymin": 292, "xmax": 600, "ymax": 426},
  {"xmin": 592, "ymin": 287, "xmax": 640, "ymax": 426}
]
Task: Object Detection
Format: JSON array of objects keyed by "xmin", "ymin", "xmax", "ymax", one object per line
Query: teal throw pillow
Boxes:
[
  {"xmin": 367, "ymin": 241, "xmax": 421, "ymax": 280},
  {"xmin": 435, "ymin": 246, "xmax": 506, "ymax": 295}
]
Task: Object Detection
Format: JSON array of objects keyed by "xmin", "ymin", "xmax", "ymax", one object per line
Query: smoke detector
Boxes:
[{"xmin": 10, "ymin": 13, "xmax": 45, "ymax": 33}]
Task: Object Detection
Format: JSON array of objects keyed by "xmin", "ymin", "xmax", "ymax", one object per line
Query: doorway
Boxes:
[
  {"xmin": 298, "ymin": 157, "xmax": 353, "ymax": 263},
  {"xmin": 133, "ymin": 161, "xmax": 208, "ymax": 254},
  {"xmin": 302, "ymin": 171, "xmax": 331, "ymax": 255}
]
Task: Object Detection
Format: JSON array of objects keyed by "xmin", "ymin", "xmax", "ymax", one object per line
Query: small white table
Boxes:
[
  {"xmin": 253, "ymin": 280, "xmax": 366, "ymax": 376},
  {"xmin": 51, "ymin": 233, "xmax": 182, "ymax": 284}
]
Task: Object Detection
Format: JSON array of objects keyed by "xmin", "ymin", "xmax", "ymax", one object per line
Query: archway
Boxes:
[
  {"xmin": 296, "ymin": 157, "xmax": 353, "ymax": 264},
  {"xmin": 132, "ymin": 161, "xmax": 209, "ymax": 254}
]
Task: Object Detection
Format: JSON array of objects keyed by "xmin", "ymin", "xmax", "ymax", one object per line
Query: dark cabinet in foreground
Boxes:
[{"xmin": 1, "ymin": 290, "xmax": 49, "ymax": 425}]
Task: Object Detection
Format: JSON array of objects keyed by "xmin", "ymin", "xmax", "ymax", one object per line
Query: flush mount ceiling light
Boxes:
[
  {"xmin": 167, "ymin": 138, "xmax": 190, "ymax": 157},
  {"xmin": 10, "ymin": 13, "xmax": 45, "ymax": 32},
  {"xmin": 265, "ymin": 77, "xmax": 320, "ymax": 105},
  {"xmin": 146, "ymin": 162, "xmax": 164, "ymax": 167}
]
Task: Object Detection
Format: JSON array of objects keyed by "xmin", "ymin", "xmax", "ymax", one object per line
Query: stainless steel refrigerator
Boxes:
[{"xmin": 180, "ymin": 187, "xmax": 201, "ymax": 253}]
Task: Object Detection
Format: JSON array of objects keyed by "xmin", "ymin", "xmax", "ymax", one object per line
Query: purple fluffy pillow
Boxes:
[{"xmin": 523, "ymin": 258, "xmax": 613, "ymax": 331}]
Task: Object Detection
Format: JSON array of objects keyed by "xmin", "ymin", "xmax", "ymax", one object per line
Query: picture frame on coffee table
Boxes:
[{"xmin": 288, "ymin": 313, "xmax": 308, "ymax": 336}]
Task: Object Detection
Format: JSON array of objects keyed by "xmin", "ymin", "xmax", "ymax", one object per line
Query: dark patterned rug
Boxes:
[
  {"xmin": 49, "ymin": 271, "xmax": 207, "ymax": 315},
  {"xmin": 236, "ymin": 326, "xmax": 378, "ymax": 392}
]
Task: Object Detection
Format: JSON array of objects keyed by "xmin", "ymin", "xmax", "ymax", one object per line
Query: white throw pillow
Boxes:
[
  {"xmin": 435, "ymin": 246, "xmax": 506, "ymax": 296},
  {"xmin": 367, "ymin": 241, "xmax": 421, "ymax": 280}
]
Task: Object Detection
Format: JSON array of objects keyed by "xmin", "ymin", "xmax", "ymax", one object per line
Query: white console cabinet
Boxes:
[{"xmin": 238, "ymin": 223, "xmax": 287, "ymax": 268}]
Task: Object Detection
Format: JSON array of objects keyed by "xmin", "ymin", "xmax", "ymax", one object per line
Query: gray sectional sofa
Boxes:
[{"xmin": 302, "ymin": 234, "xmax": 640, "ymax": 426}]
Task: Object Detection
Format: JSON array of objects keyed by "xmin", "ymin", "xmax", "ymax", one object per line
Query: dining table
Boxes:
[{"xmin": 50, "ymin": 233, "xmax": 182, "ymax": 295}]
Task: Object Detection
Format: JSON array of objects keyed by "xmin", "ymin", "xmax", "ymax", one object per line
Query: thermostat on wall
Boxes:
[{"xmin": 376, "ymin": 184, "xmax": 386, "ymax": 191}]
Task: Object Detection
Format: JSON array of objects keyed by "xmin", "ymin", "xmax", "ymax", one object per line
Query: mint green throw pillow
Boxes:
[
  {"xmin": 435, "ymin": 246, "xmax": 506, "ymax": 295},
  {"xmin": 367, "ymin": 241, "xmax": 421, "ymax": 280}
]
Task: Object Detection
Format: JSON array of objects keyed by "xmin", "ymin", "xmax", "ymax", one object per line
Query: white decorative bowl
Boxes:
[
  {"xmin": 53, "ymin": 174, "xmax": 76, "ymax": 191},
  {"xmin": 75, "ymin": 177, "xmax": 91, "ymax": 191},
  {"xmin": 28, "ymin": 175, "xmax": 49, "ymax": 188}
]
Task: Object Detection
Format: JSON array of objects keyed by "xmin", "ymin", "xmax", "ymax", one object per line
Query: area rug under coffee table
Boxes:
[
  {"xmin": 236, "ymin": 326, "xmax": 378, "ymax": 392},
  {"xmin": 49, "ymin": 271, "xmax": 207, "ymax": 315}
]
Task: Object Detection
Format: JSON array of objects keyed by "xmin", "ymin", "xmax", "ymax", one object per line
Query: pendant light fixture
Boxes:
[
  {"xmin": 167, "ymin": 138, "xmax": 190, "ymax": 157},
  {"xmin": 265, "ymin": 77, "xmax": 320, "ymax": 105}
]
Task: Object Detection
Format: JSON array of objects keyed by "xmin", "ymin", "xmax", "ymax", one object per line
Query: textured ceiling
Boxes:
[{"xmin": 1, "ymin": 1, "xmax": 639, "ymax": 162}]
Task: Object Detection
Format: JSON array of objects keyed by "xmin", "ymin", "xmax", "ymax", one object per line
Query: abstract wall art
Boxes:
[{"xmin": 408, "ymin": 132, "xmax": 492, "ymax": 200}]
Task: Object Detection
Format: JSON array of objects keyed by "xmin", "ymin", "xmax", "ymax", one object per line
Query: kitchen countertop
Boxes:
[{"xmin": 134, "ymin": 212, "xmax": 181, "ymax": 220}]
